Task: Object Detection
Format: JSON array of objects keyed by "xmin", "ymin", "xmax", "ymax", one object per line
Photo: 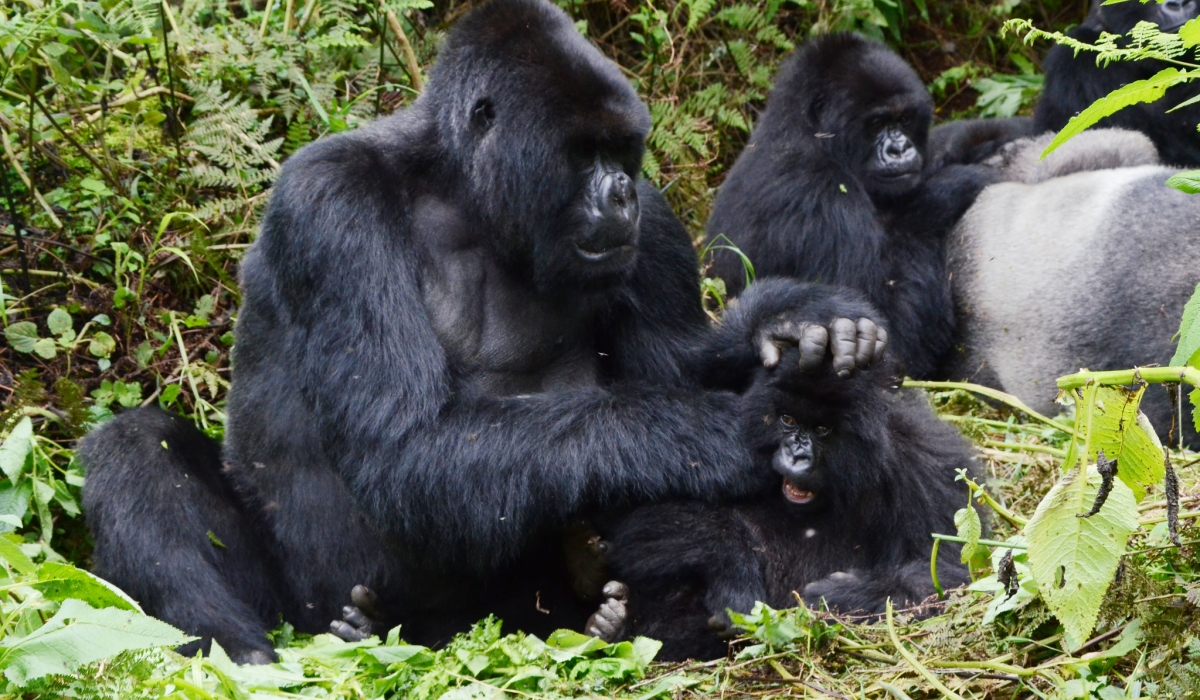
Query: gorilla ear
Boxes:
[{"xmin": 471, "ymin": 98, "xmax": 496, "ymax": 133}]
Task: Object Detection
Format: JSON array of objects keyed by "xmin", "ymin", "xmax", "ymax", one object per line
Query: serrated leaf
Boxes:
[
  {"xmin": 1172, "ymin": 283, "xmax": 1200, "ymax": 366},
  {"xmin": 1181, "ymin": 17, "xmax": 1200, "ymax": 47},
  {"xmin": 1191, "ymin": 387, "xmax": 1200, "ymax": 432},
  {"xmin": 0, "ymin": 417, "xmax": 33, "ymax": 482},
  {"xmin": 955, "ymin": 506, "xmax": 982, "ymax": 563},
  {"xmin": 1073, "ymin": 384, "xmax": 1164, "ymax": 500},
  {"xmin": 46, "ymin": 308, "xmax": 72, "ymax": 336},
  {"xmin": 1042, "ymin": 68, "xmax": 1188, "ymax": 158},
  {"xmin": 4, "ymin": 323, "xmax": 40, "ymax": 354},
  {"xmin": 1025, "ymin": 464, "xmax": 1138, "ymax": 647},
  {"xmin": 1166, "ymin": 170, "xmax": 1200, "ymax": 194},
  {"xmin": 0, "ymin": 536, "xmax": 35, "ymax": 575},
  {"xmin": 0, "ymin": 599, "xmax": 192, "ymax": 686},
  {"xmin": 32, "ymin": 562, "xmax": 140, "ymax": 612}
]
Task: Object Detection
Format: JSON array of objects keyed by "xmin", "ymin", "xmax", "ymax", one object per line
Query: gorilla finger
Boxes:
[
  {"xmin": 330, "ymin": 620, "xmax": 369, "ymax": 642},
  {"xmin": 798, "ymin": 324, "xmax": 828, "ymax": 371},
  {"xmin": 874, "ymin": 327, "xmax": 888, "ymax": 359},
  {"xmin": 602, "ymin": 580, "xmax": 628, "ymax": 600},
  {"xmin": 351, "ymin": 585, "xmax": 381, "ymax": 618},
  {"xmin": 830, "ymin": 318, "xmax": 858, "ymax": 378},
  {"xmin": 854, "ymin": 318, "xmax": 878, "ymax": 368},
  {"xmin": 342, "ymin": 606, "xmax": 371, "ymax": 630},
  {"xmin": 756, "ymin": 332, "xmax": 782, "ymax": 369}
]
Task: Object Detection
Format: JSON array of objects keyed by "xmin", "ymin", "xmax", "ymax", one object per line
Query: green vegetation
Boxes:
[{"xmin": 2, "ymin": 0, "xmax": 1200, "ymax": 697}]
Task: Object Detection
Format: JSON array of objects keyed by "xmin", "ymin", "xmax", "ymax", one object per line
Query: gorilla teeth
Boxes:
[{"xmin": 782, "ymin": 479, "xmax": 815, "ymax": 504}]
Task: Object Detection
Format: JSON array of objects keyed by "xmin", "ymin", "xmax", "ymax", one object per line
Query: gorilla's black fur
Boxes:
[
  {"xmin": 594, "ymin": 352, "xmax": 980, "ymax": 661},
  {"xmin": 706, "ymin": 34, "xmax": 997, "ymax": 379},
  {"xmin": 1034, "ymin": 0, "xmax": 1200, "ymax": 167},
  {"xmin": 81, "ymin": 0, "xmax": 887, "ymax": 663}
]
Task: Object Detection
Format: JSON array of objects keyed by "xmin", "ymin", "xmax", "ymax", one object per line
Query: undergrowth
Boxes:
[{"xmin": 5, "ymin": 0, "xmax": 1200, "ymax": 698}]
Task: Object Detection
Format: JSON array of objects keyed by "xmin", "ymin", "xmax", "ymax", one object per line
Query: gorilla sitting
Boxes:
[
  {"xmin": 706, "ymin": 33, "xmax": 998, "ymax": 380},
  {"xmin": 581, "ymin": 349, "xmax": 980, "ymax": 661},
  {"xmin": 1034, "ymin": 0, "xmax": 1200, "ymax": 167},
  {"xmin": 80, "ymin": 0, "xmax": 889, "ymax": 663}
]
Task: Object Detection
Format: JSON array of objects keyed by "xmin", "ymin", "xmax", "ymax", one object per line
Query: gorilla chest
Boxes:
[{"xmin": 421, "ymin": 249, "xmax": 599, "ymax": 396}]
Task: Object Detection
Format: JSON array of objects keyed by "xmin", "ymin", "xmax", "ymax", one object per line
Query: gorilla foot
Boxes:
[
  {"xmin": 330, "ymin": 584, "xmax": 382, "ymax": 642},
  {"xmin": 234, "ymin": 648, "xmax": 277, "ymax": 665},
  {"xmin": 584, "ymin": 581, "xmax": 628, "ymax": 642}
]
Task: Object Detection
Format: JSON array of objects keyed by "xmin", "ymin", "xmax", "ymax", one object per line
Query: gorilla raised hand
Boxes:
[
  {"xmin": 583, "ymin": 349, "xmax": 980, "ymax": 660},
  {"xmin": 80, "ymin": 0, "xmax": 887, "ymax": 663},
  {"xmin": 1035, "ymin": 0, "xmax": 1200, "ymax": 167},
  {"xmin": 706, "ymin": 33, "xmax": 998, "ymax": 379}
]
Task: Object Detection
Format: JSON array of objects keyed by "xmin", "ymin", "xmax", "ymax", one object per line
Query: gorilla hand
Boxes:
[
  {"xmin": 755, "ymin": 316, "xmax": 887, "ymax": 378},
  {"xmin": 584, "ymin": 581, "xmax": 628, "ymax": 642},
  {"xmin": 330, "ymin": 585, "xmax": 382, "ymax": 642}
]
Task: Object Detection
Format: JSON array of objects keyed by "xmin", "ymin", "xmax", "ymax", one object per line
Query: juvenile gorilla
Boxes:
[
  {"xmin": 80, "ymin": 0, "xmax": 888, "ymax": 663},
  {"xmin": 1035, "ymin": 0, "xmax": 1200, "ymax": 167},
  {"xmin": 584, "ymin": 352, "xmax": 980, "ymax": 661},
  {"xmin": 706, "ymin": 34, "xmax": 997, "ymax": 379}
]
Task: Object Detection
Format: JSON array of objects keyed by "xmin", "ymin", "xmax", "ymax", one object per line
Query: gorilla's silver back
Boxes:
[{"xmin": 948, "ymin": 161, "xmax": 1200, "ymax": 417}]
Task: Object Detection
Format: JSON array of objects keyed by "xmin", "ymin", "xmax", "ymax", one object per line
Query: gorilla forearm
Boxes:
[{"xmin": 346, "ymin": 387, "xmax": 763, "ymax": 574}]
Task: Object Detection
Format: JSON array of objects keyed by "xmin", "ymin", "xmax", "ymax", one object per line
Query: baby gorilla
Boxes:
[{"xmin": 584, "ymin": 352, "xmax": 982, "ymax": 660}]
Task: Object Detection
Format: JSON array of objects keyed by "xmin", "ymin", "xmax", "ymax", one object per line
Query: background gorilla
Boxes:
[
  {"xmin": 80, "ymin": 0, "xmax": 887, "ymax": 663},
  {"xmin": 706, "ymin": 33, "xmax": 998, "ymax": 380},
  {"xmin": 582, "ymin": 351, "xmax": 979, "ymax": 661},
  {"xmin": 1034, "ymin": 0, "xmax": 1200, "ymax": 167},
  {"xmin": 946, "ymin": 129, "xmax": 1200, "ymax": 448}
]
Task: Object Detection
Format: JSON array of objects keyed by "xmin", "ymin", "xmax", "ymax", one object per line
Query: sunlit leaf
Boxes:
[{"xmin": 1042, "ymin": 68, "xmax": 1188, "ymax": 158}]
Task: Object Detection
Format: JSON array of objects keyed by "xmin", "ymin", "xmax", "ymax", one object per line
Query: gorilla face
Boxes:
[
  {"xmin": 858, "ymin": 103, "xmax": 928, "ymax": 199},
  {"xmin": 1102, "ymin": 0, "xmax": 1199, "ymax": 33},
  {"xmin": 773, "ymin": 413, "xmax": 830, "ymax": 509},
  {"xmin": 430, "ymin": 0, "xmax": 652, "ymax": 293}
]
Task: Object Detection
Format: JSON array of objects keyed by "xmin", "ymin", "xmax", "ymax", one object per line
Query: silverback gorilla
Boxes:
[
  {"xmin": 705, "ymin": 34, "xmax": 998, "ymax": 380},
  {"xmin": 582, "ymin": 351, "xmax": 980, "ymax": 660},
  {"xmin": 80, "ymin": 0, "xmax": 889, "ymax": 663},
  {"xmin": 1034, "ymin": 0, "xmax": 1200, "ymax": 167}
]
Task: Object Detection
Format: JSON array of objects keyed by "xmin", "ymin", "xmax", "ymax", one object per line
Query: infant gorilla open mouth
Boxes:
[{"xmin": 775, "ymin": 414, "xmax": 827, "ymax": 506}]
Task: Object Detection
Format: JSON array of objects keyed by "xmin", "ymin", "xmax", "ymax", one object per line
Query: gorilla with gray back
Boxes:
[{"xmin": 946, "ymin": 129, "xmax": 1200, "ymax": 446}]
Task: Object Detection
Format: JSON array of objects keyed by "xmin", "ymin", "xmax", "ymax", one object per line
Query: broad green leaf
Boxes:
[
  {"xmin": 0, "ymin": 599, "xmax": 192, "ymax": 686},
  {"xmin": 46, "ymin": 308, "xmax": 72, "ymax": 336},
  {"xmin": 31, "ymin": 338, "xmax": 56, "ymax": 359},
  {"xmin": 0, "ymin": 417, "xmax": 33, "ymax": 481},
  {"xmin": 1073, "ymin": 385, "xmax": 1164, "ymax": 500},
  {"xmin": 1025, "ymin": 464, "xmax": 1138, "ymax": 648},
  {"xmin": 0, "ymin": 535, "xmax": 35, "ymax": 575},
  {"xmin": 4, "ymin": 322, "xmax": 40, "ymax": 354},
  {"xmin": 32, "ymin": 562, "xmax": 140, "ymax": 612},
  {"xmin": 1166, "ymin": 170, "xmax": 1200, "ymax": 194},
  {"xmin": 1191, "ymin": 387, "xmax": 1200, "ymax": 432},
  {"xmin": 88, "ymin": 331, "xmax": 116, "ymax": 358},
  {"xmin": 1181, "ymin": 17, "xmax": 1200, "ymax": 47},
  {"xmin": 1042, "ymin": 68, "xmax": 1188, "ymax": 158},
  {"xmin": 1171, "ymin": 283, "xmax": 1200, "ymax": 366},
  {"xmin": 954, "ymin": 506, "xmax": 982, "ymax": 564}
]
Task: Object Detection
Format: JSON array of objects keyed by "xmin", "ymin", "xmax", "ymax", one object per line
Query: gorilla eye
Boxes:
[
  {"xmin": 780, "ymin": 415, "xmax": 797, "ymax": 427},
  {"xmin": 471, "ymin": 99, "xmax": 496, "ymax": 131},
  {"xmin": 814, "ymin": 425, "xmax": 831, "ymax": 437}
]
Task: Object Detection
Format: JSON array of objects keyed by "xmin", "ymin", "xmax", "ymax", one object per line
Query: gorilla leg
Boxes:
[
  {"xmin": 802, "ymin": 560, "xmax": 968, "ymax": 616},
  {"xmin": 81, "ymin": 408, "xmax": 281, "ymax": 663}
]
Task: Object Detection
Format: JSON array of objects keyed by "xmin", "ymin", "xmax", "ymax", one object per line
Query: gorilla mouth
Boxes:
[
  {"xmin": 782, "ymin": 478, "xmax": 816, "ymax": 504},
  {"xmin": 575, "ymin": 244, "xmax": 636, "ymax": 263}
]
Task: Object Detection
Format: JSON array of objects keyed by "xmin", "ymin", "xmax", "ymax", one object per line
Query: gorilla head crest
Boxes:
[{"xmin": 425, "ymin": 0, "xmax": 652, "ymax": 292}]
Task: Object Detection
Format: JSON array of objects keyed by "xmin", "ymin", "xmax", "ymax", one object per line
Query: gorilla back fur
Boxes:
[{"xmin": 947, "ymin": 129, "xmax": 1200, "ymax": 447}]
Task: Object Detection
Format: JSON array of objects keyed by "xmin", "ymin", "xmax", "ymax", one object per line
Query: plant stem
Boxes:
[
  {"xmin": 932, "ymin": 534, "xmax": 1028, "ymax": 549},
  {"xmin": 886, "ymin": 599, "xmax": 967, "ymax": 700},
  {"xmin": 1056, "ymin": 366, "xmax": 1200, "ymax": 390},
  {"xmin": 903, "ymin": 380, "xmax": 1074, "ymax": 434}
]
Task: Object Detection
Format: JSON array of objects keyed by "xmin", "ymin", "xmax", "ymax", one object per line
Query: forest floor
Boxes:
[{"xmin": 3, "ymin": 0, "xmax": 1200, "ymax": 697}]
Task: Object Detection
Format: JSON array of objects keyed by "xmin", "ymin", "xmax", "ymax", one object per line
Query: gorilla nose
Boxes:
[
  {"xmin": 1162, "ymin": 0, "xmax": 1198, "ymax": 25},
  {"xmin": 599, "ymin": 172, "xmax": 639, "ymax": 223},
  {"xmin": 883, "ymin": 136, "xmax": 916, "ymax": 164}
]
